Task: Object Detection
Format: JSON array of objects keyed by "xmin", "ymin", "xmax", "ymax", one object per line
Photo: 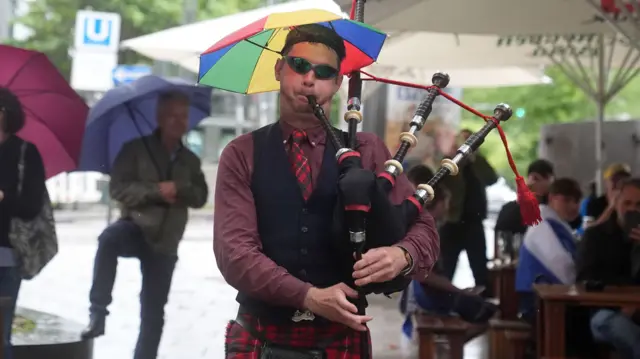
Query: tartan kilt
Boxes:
[{"xmin": 224, "ymin": 313, "xmax": 372, "ymax": 359}]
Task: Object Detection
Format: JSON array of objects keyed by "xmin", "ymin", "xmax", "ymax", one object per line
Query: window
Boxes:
[
  {"xmin": 218, "ymin": 128, "xmax": 238, "ymax": 160},
  {"xmin": 211, "ymin": 90, "xmax": 239, "ymax": 116},
  {"xmin": 184, "ymin": 128, "xmax": 204, "ymax": 158}
]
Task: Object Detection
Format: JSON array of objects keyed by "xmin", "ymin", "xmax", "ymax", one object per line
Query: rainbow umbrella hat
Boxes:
[{"xmin": 197, "ymin": 9, "xmax": 387, "ymax": 94}]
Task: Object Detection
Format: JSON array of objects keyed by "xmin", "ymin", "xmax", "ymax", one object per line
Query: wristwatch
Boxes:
[{"xmin": 398, "ymin": 246, "xmax": 413, "ymax": 276}]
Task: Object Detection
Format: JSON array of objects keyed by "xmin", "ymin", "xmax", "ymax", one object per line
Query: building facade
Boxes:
[{"xmin": 0, "ymin": 0, "xmax": 15, "ymax": 41}]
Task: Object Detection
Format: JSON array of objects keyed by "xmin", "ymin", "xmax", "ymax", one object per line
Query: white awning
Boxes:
[{"xmin": 120, "ymin": 0, "xmax": 343, "ymax": 68}]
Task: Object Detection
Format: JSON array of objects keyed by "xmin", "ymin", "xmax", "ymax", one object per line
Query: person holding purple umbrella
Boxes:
[
  {"xmin": 0, "ymin": 87, "xmax": 47, "ymax": 359},
  {"xmin": 80, "ymin": 90, "xmax": 209, "ymax": 359}
]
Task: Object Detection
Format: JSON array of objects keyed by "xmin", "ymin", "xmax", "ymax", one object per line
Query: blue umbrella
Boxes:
[{"xmin": 78, "ymin": 75, "xmax": 212, "ymax": 173}]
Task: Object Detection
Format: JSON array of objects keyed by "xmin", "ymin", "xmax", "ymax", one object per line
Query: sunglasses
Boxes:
[{"xmin": 284, "ymin": 56, "xmax": 339, "ymax": 80}]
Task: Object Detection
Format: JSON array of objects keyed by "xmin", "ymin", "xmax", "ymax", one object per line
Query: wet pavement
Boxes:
[
  {"xmin": 17, "ymin": 216, "xmax": 494, "ymax": 359},
  {"xmin": 13, "ymin": 307, "xmax": 86, "ymax": 345}
]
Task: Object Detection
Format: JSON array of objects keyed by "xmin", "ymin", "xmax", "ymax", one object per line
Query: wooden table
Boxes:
[
  {"xmin": 488, "ymin": 260, "xmax": 518, "ymax": 319},
  {"xmin": 534, "ymin": 284, "xmax": 640, "ymax": 358}
]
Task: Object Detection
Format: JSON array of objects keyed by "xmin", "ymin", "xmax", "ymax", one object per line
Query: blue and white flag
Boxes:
[{"xmin": 516, "ymin": 204, "xmax": 578, "ymax": 293}]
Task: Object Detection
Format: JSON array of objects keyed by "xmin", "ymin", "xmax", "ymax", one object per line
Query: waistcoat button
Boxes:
[
  {"xmin": 302, "ymin": 208, "xmax": 308, "ymax": 214},
  {"xmin": 299, "ymin": 269, "xmax": 307, "ymax": 278},
  {"xmin": 301, "ymin": 226, "xmax": 308, "ymax": 233},
  {"xmin": 300, "ymin": 248, "xmax": 308, "ymax": 255}
]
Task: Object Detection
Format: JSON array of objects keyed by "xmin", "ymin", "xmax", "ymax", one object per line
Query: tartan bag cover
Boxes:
[
  {"xmin": 9, "ymin": 142, "xmax": 58, "ymax": 280},
  {"xmin": 224, "ymin": 313, "xmax": 370, "ymax": 359}
]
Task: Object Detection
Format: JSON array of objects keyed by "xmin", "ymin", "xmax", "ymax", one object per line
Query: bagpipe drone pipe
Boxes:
[
  {"xmin": 317, "ymin": 0, "xmax": 539, "ymax": 302},
  {"xmin": 306, "ymin": 70, "xmax": 542, "ymax": 299}
]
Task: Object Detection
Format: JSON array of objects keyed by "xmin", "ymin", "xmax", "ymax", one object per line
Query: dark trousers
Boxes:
[
  {"xmin": 88, "ymin": 219, "xmax": 177, "ymax": 359},
  {"xmin": 0, "ymin": 266, "xmax": 21, "ymax": 359},
  {"xmin": 439, "ymin": 220, "xmax": 489, "ymax": 290},
  {"xmin": 423, "ymin": 286, "xmax": 498, "ymax": 323}
]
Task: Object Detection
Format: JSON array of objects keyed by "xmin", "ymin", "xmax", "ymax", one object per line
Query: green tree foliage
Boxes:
[
  {"xmin": 460, "ymin": 66, "xmax": 640, "ymax": 179},
  {"xmin": 10, "ymin": 0, "xmax": 264, "ymax": 78},
  {"xmin": 198, "ymin": 0, "xmax": 264, "ymax": 21}
]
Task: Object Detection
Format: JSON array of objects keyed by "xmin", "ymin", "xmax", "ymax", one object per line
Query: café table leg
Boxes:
[
  {"xmin": 542, "ymin": 301, "xmax": 566, "ymax": 358},
  {"xmin": 502, "ymin": 268, "xmax": 517, "ymax": 319}
]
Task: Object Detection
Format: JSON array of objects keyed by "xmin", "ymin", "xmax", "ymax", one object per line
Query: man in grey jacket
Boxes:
[{"xmin": 81, "ymin": 91, "xmax": 209, "ymax": 359}]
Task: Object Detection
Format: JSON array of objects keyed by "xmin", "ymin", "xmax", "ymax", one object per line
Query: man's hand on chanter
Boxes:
[
  {"xmin": 303, "ymin": 283, "xmax": 372, "ymax": 331},
  {"xmin": 352, "ymin": 247, "xmax": 408, "ymax": 286}
]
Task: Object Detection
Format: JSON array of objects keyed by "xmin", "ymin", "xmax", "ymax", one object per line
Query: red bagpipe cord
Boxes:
[{"xmin": 357, "ymin": 70, "xmax": 542, "ymax": 226}]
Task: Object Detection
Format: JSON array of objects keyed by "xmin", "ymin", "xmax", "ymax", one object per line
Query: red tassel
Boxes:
[
  {"xmin": 490, "ymin": 118, "xmax": 542, "ymax": 226},
  {"xmin": 515, "ymin": 176, "xmax": 541, "ymax": 226}
]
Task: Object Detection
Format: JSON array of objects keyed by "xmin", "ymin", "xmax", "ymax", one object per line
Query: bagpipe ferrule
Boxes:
[
  {"xmin": 384, "ymin": 159, "xmax": 403, "ymax": 176},
  {"xmin": 457, "ymin": 144, "xmax": 472, "ymax": 157},
  {"xmin": 409, "ymin": 116, "xmax": 424, "ymax": 130},
  {"xmin": 441, "ymin": 158, "xmax": 459, "ymax": 176},
  {"xmin": 399, "ymin": 132, "xmax": 418, "ymax": 148},
  {"xmin": 344, "ymin": 110, "xmax": 363, "ymax": 124},
  {"xmin": 347, "ymin": 97, "xmax": 362, "ymax": 111},
  {"xmin": 415, "ymin": 183, "xmax": 435, "ymax": 203}
]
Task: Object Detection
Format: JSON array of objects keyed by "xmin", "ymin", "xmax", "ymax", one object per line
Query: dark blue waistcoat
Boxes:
[{"xmin": 236, "ymin": 122, "xmax": 351, "ymax": 318}]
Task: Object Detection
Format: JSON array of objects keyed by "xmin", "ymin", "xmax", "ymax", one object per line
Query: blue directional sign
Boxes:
[
  {"xmin": 112, "ymin": 65, "xmax": 153, "ymax": 87},
  {"xmin": 74, "ymin": 10, "xmax": 121, "ymax": 53}
]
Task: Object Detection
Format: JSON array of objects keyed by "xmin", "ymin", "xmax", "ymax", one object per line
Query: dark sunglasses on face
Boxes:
[{"xmin": 284, "ymin": 56, "xmax": 339, "ymax": 80}]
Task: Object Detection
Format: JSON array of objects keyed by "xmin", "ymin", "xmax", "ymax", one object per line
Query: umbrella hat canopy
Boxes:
[
  {"xmin": 198, "ymin": 9, "xmax": 387, "ymax": 94},
  {"xmin": 0, "ymin": 45, "xmax": 89, "ymax": 179}
]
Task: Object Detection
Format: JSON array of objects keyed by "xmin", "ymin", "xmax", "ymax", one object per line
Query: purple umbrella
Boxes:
[
  {"xmin": 0, "ymin": 45, "xmax": 89, "ymax": 179},
  {"xmin": 78, "ymin": 75, "xmax": 212, "ymax": 174}
]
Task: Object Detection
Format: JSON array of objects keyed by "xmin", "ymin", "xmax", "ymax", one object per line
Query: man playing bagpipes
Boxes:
[{"xmin": 213, "ymin": 24, "xmax": 440, "ymax": 358}]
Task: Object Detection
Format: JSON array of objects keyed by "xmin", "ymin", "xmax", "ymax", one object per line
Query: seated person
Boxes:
[
  {"xmin": 495, "ymin": 159, "xmax": 555, "ymax": 237},
  {"xmin": 400, "ymin": 165, "xmax": 498, "ymax": 339},
  {"xmin": 584, "ymin": 163, "xmax": 631, "ymax": 228},
  {"xmin": 516, "ymin": 178, "xmax": 582, "ymax": 321},
  {"xmin": 577, "ymin": 178, "xmax": 640, "ymax": 358},
  {"xmin": 576, "ymin": 181, "xmax": 596, "ymax": 237}
]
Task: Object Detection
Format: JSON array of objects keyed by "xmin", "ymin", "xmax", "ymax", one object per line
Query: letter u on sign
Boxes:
[{"xmin": 83, "ymin": 17, "xmax": 112, "ymax": 46}]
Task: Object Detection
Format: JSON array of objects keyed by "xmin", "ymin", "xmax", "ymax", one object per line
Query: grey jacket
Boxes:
[{"xmin": 109, "ymin": 134, "xmax": 208, "ymax": 255}]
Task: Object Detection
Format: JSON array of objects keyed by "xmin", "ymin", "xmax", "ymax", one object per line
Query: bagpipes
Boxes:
[
  {"xmin": 307, "ymin": 73, "xmax": 541, "ymax": 290},
  {"xmin": 307, "ymin": 1, "xmax": 542, "ymax": 357}
]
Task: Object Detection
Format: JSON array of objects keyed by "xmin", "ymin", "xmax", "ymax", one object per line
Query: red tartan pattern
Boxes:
[
  {"xmin": 224, "ymin": 314, "xmax": 371, "ymax": 359},
  {"xmin": 288, "ymin": 129, "xmax": 313, "ymax": 200}
]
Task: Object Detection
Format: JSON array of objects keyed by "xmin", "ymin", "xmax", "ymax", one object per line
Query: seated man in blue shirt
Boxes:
[{"xmin": 400, "ymin": 165, "xmax": 498, "ymax": 339}]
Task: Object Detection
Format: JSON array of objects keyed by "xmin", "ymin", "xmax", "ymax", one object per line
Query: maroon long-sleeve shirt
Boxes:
[{"xmin": 213, "ymin": 121, "xmax": 439, "ymax": 310}]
